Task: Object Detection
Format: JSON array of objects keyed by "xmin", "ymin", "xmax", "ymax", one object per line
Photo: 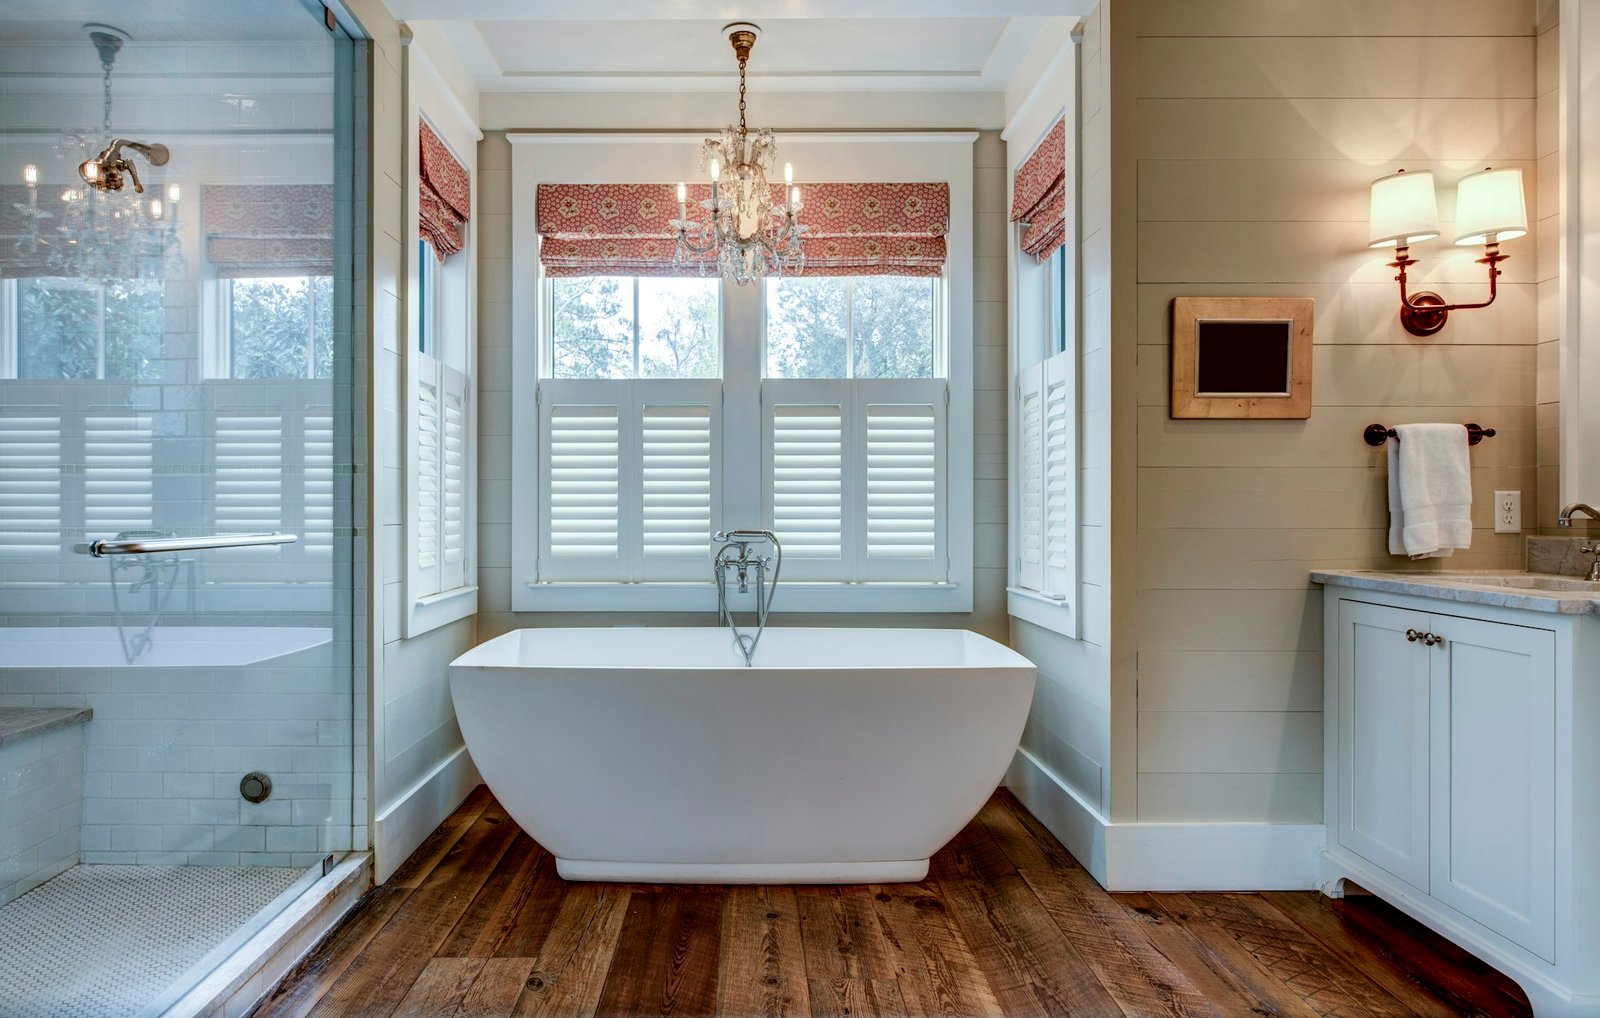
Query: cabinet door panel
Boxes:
[
  {"xmin": 1428, "ymin": 614, "xmax": 1556, "ymax": 962},
  {"xmin": 1337, "ymin": 599, "xmax": 1432, "ymax": 890}
]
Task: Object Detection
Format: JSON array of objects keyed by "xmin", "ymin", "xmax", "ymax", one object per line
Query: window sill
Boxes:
[
  {"xmin": 1007, "ymin": 586, "xmax": 1077, "ymax": 639},
  {"xmin": 407, "ymin": 584, "xmax": 478, "ymax": 637},
  {"xmin": 514, "ymin": 580, "xmax": 972, "ymax": 614}
]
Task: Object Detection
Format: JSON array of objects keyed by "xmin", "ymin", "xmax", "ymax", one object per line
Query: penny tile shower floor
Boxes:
[{"xmin": 0, "ymin": 864, "xmax": 302, "ymax": 1017}]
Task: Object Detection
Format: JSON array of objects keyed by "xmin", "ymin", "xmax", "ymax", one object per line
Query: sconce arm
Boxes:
[{"xmin": 1391, "ymin": 243, "xmax": 1508, "ymax": 337}]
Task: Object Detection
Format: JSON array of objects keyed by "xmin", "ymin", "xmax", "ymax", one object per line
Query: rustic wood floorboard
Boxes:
[{"xmin": 251, "ymin": 788, "xmax": 1533, "ymax": 1018}]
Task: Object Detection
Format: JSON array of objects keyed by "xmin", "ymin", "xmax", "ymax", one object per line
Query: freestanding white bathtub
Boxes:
[{"xmin": 449, "ymin": 627, "xmax": 1036, "ymax": 884}]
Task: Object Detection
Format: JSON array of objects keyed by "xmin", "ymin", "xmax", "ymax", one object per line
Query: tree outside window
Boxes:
[
  {"xmin": 15, "ymin": 277, "xmax": 163, "ymax": 380},
  {"xmin": 765, "ymin": 275, "xmax": 934, "ymax": 380},
  {"xmin": 549, "ymin": 276, "xmax": 719, "ymax": 380}
]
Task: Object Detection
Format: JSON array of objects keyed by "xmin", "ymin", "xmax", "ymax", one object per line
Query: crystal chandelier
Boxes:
[
  {"xmin": 672, "ymin": 23, "xmax": 806, "ymax": 285},
  {"xmin": 10, "ymin": 24, "xmax": 182, "ymax": 283}
]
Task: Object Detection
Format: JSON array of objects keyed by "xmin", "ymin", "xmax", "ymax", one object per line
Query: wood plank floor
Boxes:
[{"xmin": 251, "ymin": 787, "xmax": 1532, "ymax": 1018}]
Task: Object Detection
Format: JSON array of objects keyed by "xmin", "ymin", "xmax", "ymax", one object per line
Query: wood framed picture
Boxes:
[{"xmin": 1170, "ymin": 297, "xmax": 1314, "ymax": 419}]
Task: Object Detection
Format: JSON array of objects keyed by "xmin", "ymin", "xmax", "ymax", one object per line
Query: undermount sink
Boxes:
[{"xmin": 1424, "ymin": 572, "xmax": 1600, "ymax": 593}]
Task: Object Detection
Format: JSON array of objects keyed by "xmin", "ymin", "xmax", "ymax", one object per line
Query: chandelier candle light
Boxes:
[{"xmin": 671, "ymin": 23, "xmax": 807, "ymax": 285}]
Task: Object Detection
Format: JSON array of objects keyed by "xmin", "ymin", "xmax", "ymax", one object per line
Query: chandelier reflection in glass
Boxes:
[
  {"xmin": 10, "ymin": 24, "xmax": 182, "ymax": 283},
  {"xmin": 671, "ymin": 23, "xmax": 806, "ymax": 286}
]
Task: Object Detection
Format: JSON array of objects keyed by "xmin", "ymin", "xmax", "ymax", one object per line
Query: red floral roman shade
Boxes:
[
  {"xmin": 536, "ymin": 182, "xmax": 950, "ymax": 278},
  {"xmin": 1010, "ymin": 117, "xmax": 1067, "ymax": 261},
  {"xmin": 203, "ymin": 184, "xmax": 333, "ymax": 278},
  {"xmin": 420, "ymin": 119, "xmax": 470, "ymax": 260}
]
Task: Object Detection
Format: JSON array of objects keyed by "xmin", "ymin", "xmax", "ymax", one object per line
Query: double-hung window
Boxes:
[
  {"xmin": 521, "ymin": 171, "xmax": 966, "ymax": 612},
  {"xmin": 406, "ymin": 110, "xmax": 477, "ymax": 635},
  {"xmin": 762, "ymin": 275, "xmax": 947, "ymax": 583},
  {"xmin": 1007, "ymin": 115, "xmax": 1078, "ymax": 637},
  {"xmin": 537, "ymin": 275, "xmax": 721, "ymax": 582}
]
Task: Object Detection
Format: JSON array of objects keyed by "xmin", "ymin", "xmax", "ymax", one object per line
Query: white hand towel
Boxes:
[{"xmin": 1387, "ymin": 423, "xmax": 1472, "ymax": 559}]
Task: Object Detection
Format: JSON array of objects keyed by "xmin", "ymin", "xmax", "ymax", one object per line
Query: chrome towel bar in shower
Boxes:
[{"xmin": 76, "ymin": 533, "xmax": 298, "ymax": 557}]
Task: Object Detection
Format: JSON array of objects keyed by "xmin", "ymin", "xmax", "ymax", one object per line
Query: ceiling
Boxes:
[
  {"xmin": 394, "ymin": 1, "xmax": 1093, "ymax": 94},
  {"xmin": 0, "ymin": 0, "xmax": 330, "ymax": 41}
]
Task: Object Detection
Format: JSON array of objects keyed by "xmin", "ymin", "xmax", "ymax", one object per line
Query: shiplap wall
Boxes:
[
  {"xmin": 1011, "ymin": 5, "xmax": 1115, "ymax": 816},
  {"xmin": 473, "ymin": 130, "xmax": 1010, "ymax": 643},
  {"xmin": 1129, "ymin": 0, "xmax": 1540, "ymax": 823}
]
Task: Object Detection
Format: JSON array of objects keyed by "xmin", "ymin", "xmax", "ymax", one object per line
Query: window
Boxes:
[
  {"xmin": 549, "ymin": 276, "xmax": 720, "ymax": 379},
  {"xmin": 406, "ymin": 103, "xmax": 477, "ymax": 636},
  {"xmin": 225, "ymin": 275, "xmax": 333, "ymax": 379},
  {"xmin": 765, "ymin": 276, "xmax": 936, "ymax": 380},
  {"xmin": 1047, "ymin": 246, "xmax": 1068, "ymax": 355},
  {"xmin": 3, "ymin": 277, "xmax": 163, "ymax": 380},
  {"xmin": 530, "ymin": 271, "xmax": 952, "ymax": 599},
  {"xmin": 512, "ymin": 145, "xmax": 974, "ymax": 614}
]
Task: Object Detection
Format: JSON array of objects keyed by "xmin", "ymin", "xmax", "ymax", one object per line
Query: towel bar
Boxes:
[{"xmin": 1363, "ymin": 423, "xmax": 1495, "ymax": 447}]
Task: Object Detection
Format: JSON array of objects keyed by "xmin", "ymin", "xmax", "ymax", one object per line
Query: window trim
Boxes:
[{"xmin": 509, "ymin": 131, "xmax": 977, "ymax": 613}]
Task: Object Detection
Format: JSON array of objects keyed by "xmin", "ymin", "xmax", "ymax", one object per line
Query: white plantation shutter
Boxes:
[
  {"xmin": 539, "ymin": 386, "xmax": 621, "ymax": 578},
  {"xmin": 863, "ymin": 390, "xmax": 944, "ymax": 582},
  {"xmin": 416, "ymin": 374, "xmax": 442, "ymax": 578},
  {"xmin": 0, "ymin": 413, "xmax": 61, "ymax": 558},
  {"xmin": 214, "ymin": 413, "xmax": 283, "ymax": 551},
  {"xmin": 1013, "ymin": 351, "xmax": 1075, "ymax": 603},
  {"xmin": 764, "ymin": 386, "xmax": 846, "ymax": 578},
  {"xmin": 538, "ymin": 379, "xmax": 720, "ymax": 582},
  {"xmin": 764, "ymin": 379, "xmax": 947, "ymax": 583},
  {"xmin": 84, "ymin": 414, "xmax": 154, "ymax": 539},
  {"xmin": 1017, "ymin": 364, "xmax": 1044, "ymax": 593},
  {"xmin": 303, "ymin": 410, "xmax": 334, "ymax": 556},
  {"xmin": 441, "ymin": 367, "xmax": 469, "ymax": 589},
  {"xmin": 639, "ymin": 391, "xmax": 719, "ymax": 579}
]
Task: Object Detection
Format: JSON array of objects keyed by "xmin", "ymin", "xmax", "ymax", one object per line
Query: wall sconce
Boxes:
[{"xmin": 1368, "ymin": 166, "xmax": 1527, "ymax": 337}]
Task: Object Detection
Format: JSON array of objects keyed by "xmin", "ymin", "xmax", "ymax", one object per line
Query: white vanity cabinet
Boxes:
[{"xmin": 1318, "ymin": 580, "xmax": 1598, "ymax": 1016}]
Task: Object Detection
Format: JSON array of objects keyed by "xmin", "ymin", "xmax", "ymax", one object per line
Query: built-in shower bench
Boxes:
[{"xmin": 0, "ymin": 706, "xmax": 91, "ymax": 907}]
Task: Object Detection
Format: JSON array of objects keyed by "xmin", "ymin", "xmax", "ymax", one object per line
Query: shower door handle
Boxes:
[{"xmin": 77, "ymin": 533, "xmax": 299, "ymax": 557}]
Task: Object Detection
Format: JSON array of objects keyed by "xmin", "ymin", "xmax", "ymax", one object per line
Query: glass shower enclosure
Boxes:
[{"xmin": 0, "ymin": 2, "xmax": 360, "ymax": 1013}]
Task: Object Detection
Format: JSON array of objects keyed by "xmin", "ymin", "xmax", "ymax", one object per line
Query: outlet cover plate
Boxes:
[{"xmin": 1495, "ymin": 490, "xmax": 1522, "ymax": 533}]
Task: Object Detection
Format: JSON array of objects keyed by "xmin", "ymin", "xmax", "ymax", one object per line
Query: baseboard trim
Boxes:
[
  {"xmin": 1006, "ymin": 749, "xmax": 1324, "ymax": 891},
  {"xmin": 373, "ymin": 745, "xmax": 481, "ymax": 884},
  {"xmin": 1006, "ymin": 747, "xmax": 1110, "ymax": 884}
]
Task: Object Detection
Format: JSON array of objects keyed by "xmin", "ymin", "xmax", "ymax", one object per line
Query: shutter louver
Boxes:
[
  {"xmin": 84, "ymin": 414, "xmax": 153, "ymax": 539},
  {"xmin": 1043, "ymin": 375, "xmax": 1071, "ymax": 572},
  {"xmin": 0, "ymin": 414, "xmax": 60, "ymax": 558},
  {"xmin": 304, "ymin": 411, "xmax": 334, "ymax": 556},
  {"xmin": 771, "ymin": 403, "xmax": 843, "ymax": 561},
  {"xmin": 641, "ymin": 403, "xmax": 712, "ymax": 560},
  {"xmin": 416, "ymin": 379, "xmax": 441, "ymax": 571},
  {"xmin": 865, "ymin": 403, "xmax": 937, "ymax": 560},
  {"xmin": 214, "ymin": 413, "xmax": 282, "ymax": 542},
  {"xmin": 442, "ymin": 374, "xmax": 467, "ymax": 569},
  {"xmin": 547, "ymin": 404, "xmax": 620, "ymax": 561},
  {"xmin": 1018, "ymin": 366, "xmax": 1044, "ymax": 591}
]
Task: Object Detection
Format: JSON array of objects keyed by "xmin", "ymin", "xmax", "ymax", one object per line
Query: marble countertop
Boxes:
[
  {"xmin": 0, "ymin": 707, "xmax": 92, "ymax": 747},
  {"xmin": 1312, "ymin": 569, "xmax": 1600, "ymax": 615}
]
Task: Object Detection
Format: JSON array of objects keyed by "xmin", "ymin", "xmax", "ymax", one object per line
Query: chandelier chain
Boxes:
[{"xmin": 737, "ymin": 55, "xmax": 747, "ymax": 136}]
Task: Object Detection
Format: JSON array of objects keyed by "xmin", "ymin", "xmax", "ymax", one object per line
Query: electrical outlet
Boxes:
[{"xmin": 1494, "ymin": 490, "xmax": 1522, "ymax": 533}]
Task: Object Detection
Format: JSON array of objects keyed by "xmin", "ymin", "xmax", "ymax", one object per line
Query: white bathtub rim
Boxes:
[{"xmin": 554, "ymin": 857, "xmax": 931, "ymax": 885}]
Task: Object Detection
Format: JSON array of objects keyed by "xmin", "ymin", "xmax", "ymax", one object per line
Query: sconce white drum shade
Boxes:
[
  {"xmin": 1453, "ymin": 166, "xmax": 1527, "ymax": 245},
  {"xmin": 1368, "ymin": 170, "xmax": 1439, "ymax": 248}
]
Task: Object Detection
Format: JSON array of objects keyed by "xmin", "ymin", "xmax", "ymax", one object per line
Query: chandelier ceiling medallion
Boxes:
[
  {"xmin": 12, "ymin": 23, "xmax": 182, "ymax": 282},
  {"xmin": 672, "ymin": 22, "xmax": 806, "ymax": 285}
]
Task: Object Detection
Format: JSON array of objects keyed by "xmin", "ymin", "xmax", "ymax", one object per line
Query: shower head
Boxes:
[{"xmin": 80, "ymin": 138, "xmax": 170, "ymax": 194}]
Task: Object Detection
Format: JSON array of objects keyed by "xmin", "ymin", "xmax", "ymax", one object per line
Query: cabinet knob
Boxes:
[
  {"xmin": 1424, "ymin": 632, "xmax": 1445, "ymax": 648},
  {"xmin": 1406, "ymin": 628, "xmax": 1421, "ymax": 642}
]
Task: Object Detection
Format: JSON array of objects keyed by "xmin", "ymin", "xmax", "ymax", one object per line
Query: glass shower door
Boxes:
[{"xmin": 0, "ymin": 2, "xmax": 359, "ymax": 1013}]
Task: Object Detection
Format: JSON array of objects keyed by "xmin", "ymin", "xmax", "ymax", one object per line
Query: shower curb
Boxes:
[{"xmin": 163, "ymin": 854, "xmax": 370, "ymax": 1018}]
